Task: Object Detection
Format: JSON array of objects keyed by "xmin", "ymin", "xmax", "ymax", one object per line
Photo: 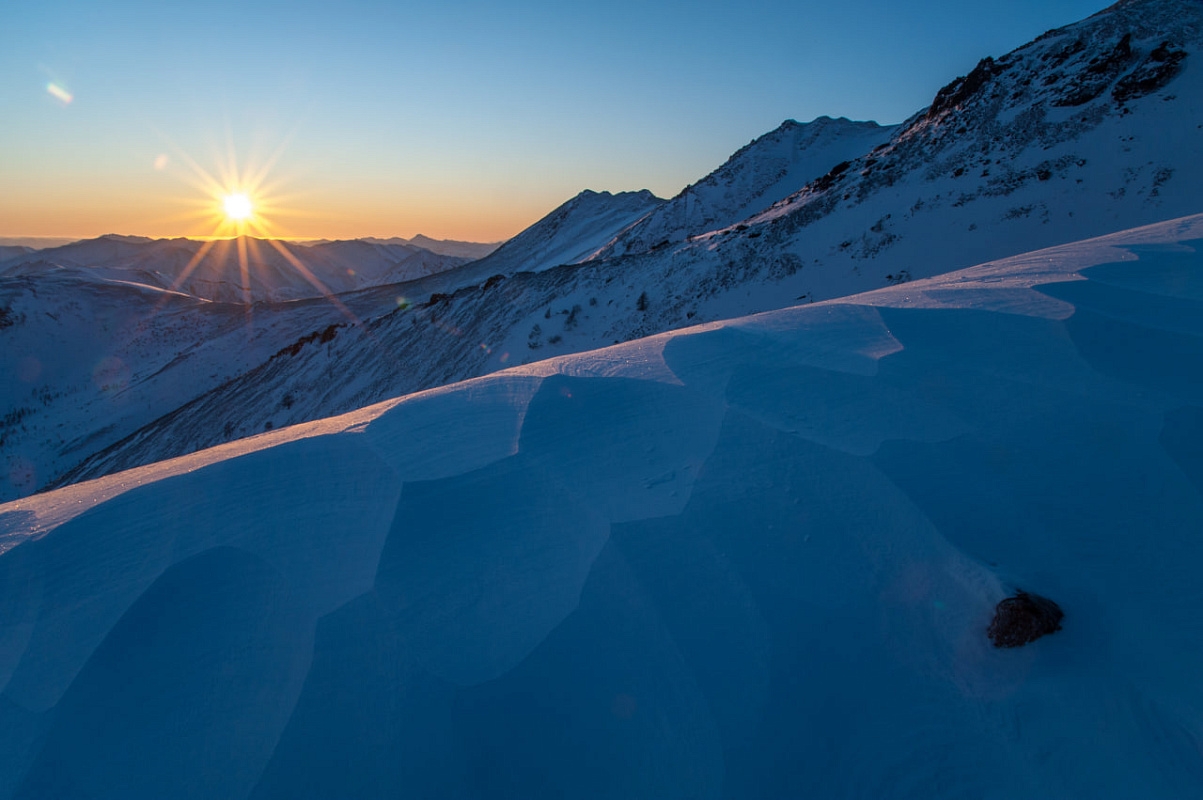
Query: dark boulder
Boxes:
[{"xmin": 987, "ymin": 590, "xmax": 1064, "ymax": 648}]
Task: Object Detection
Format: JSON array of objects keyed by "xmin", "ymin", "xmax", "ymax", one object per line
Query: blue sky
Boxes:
[{"xmin": 1, "ymin": 0, "xmax": 1106, "ymax": 240}]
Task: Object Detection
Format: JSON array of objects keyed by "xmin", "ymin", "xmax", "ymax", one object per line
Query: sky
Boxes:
[{"xmin": 1, "ymin": 0, "xmax": 1107, "ymax": 242}]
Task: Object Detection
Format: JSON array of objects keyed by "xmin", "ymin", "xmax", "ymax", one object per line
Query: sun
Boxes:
[
  {"xmin": 151, "ymin": 135, "xmax": 359, "ymax": 323},
  {"xmin": 223, "ymin": 193, "xmax": 254, "ymax": 222}
]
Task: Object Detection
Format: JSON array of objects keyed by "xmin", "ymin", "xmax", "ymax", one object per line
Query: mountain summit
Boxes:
[
  {"xmin": 452, "ymin": 189, "xmax": 665, "ymax": 282},
  {"xmin": 591, "ymin": 116, "xmax": 896, "ymax": 260}
]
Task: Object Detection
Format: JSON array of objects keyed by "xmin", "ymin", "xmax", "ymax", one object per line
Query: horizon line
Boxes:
[{"xmin": 0, "ymin": 233, "xmax": 506, "ymax": 246}]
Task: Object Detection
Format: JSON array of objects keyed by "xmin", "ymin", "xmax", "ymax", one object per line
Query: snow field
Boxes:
[{"xmin": 2, "ymin": 217, "xmax": 1203, "ymax": 796}]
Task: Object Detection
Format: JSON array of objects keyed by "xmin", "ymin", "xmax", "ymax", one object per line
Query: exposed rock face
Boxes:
[
  {"xmin": 1113, "ymin": 40, "xmax": 1188, "ymax": 102},
  {"xmin": 1053, "ymin": 32, "xmax": 1136, "ymax": 106},
  {"xmin": 987, "ymin": 591, "xmax": 1064, "ymax": 648}
]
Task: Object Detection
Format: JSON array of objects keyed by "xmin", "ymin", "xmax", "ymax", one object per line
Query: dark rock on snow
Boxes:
[{"xmin": 987, "ymin": 590, "xmax": 1064, "ymax": 648}]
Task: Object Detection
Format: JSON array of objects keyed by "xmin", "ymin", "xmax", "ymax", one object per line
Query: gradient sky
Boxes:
[{"xmin": 2, "ymin": 0, "xmax": 1107, "ymax": 242}]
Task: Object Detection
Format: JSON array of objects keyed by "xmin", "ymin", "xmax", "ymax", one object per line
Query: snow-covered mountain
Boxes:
[
  {"xmin": 0, "ymin": 238, "xmax": 78, "ymax": 250},
  {"xmin": 590, "ymin": 116, "xmax": 897, "ymax": 260},
  {"xmin": 684, "ymin": 0, "xmax": 1203, "ymax": 282},
  {"xmin": 363, "ymin": 234, "xmax": 501, "ymax": 260},
  {"xmin": 0, "ymin": 235, "xmax": 472, "ymax": 304},
  {"xmin": 0, "ymin": 247, "xmax": 34, "ymax": 263},
  {"xmin": 3, "ymin": 214, "xmax": 1203, "ymax": 798},
  {"xmin": 445, "ymin": 189, "xmax": 665, "ymax": 284},
  {"xmin": 441, "ymin": 0, "xmax": 1202, "ymax": 293},
  {"xmin": 7, "ymin": 0, "xmax": 1203, "ymax": 499},
  {"xmin": 0, "ymin": 268, "xmax": 354, "ymax": 502}
]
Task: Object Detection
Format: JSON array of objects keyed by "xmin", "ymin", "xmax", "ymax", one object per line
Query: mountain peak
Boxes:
[
  {"xmin": 588, "ymin": 112, "xmax": 897, "ymax": 260},
  {"xmin": 571, "ymin": 188, "xmax": 660, "ymax": 202},
  {"xmin": 806, "ymin": 114, "xmax": 874, "ymax": 127},
  {"xmin": 441, "ymin": 187, "xmax": 664, "ymax": 279},
  {"xmin": 97, "ymin": 233, "xmax": 153, "ymax": 244}
]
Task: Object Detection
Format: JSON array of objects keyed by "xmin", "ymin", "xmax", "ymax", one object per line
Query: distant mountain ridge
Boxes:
[
  {"xmin": 0, "ymin": 246, "xmax": 34, "ymax": 262},
  {"xmin": 0, "ymin": 234, "xmax": 477, "ymax": 303},
  {"xmin": 362, "ymin": 235, "xmax": 501, "ymax": 260},
  {"xmin": 0, "ymin": 236, "xmax": 79, "ymax": 250}
]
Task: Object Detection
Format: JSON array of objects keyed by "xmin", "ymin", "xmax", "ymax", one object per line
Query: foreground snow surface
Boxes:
[{"xmin": 3, "ymin": 215, "xmax": 1203, "ymax": 797}]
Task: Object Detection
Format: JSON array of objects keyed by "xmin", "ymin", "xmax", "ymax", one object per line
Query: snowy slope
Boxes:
[
  {"xmin": 0, "ymin": 238, "xmax": 78, "ymax": 250},
  {"xmin": 0, "ymin": 248, "xmax": 34, "ymax": 263},
  {"xmin": 366, "ymin": 234, "xmax": 501, "ymax": 260},
  {"xmin": 444, "ymin": 189, "xmax": 665, "ymax": 284},
  {"xmin": 0, "ymin": 236, "xmax": 152, "ymax": 276},
  {"xmin": 3, "ymin": 215, "xmax": 1203, "ymax": 797},
  {"xmin": 0, "ymin": 235, "xmax": 470, "ymax": 304},
  {"xmin": 0, "ymin": 272, "xmax": 360, "ymax": 502},
  {"xmin": 590, "ymin": 116, "xmax": 897, "ymax": 260}
]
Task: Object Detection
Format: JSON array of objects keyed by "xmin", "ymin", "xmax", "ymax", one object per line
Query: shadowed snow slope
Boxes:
[{"xmin": 3, "ymin": 215, "xmax": 1203, "ymax": 797}]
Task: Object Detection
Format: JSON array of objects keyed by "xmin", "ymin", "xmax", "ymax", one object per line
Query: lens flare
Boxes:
[{"xmin": 47, "ymin": 83, "xmax": 73, "ymax": 104}]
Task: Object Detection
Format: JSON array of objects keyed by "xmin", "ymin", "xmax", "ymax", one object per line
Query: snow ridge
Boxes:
[
  {"xmin": 445, "ymin": 189, "xmax": 665, "ymax": 282},
  {"xmin": 590, "ymin": 116, "xmax": 896, "ymax": 260}
]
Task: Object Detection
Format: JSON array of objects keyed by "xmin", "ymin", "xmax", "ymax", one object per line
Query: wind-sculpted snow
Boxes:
[{"xmin": 2, "ymin": 217, "xmax": 1203, "ymax": 797}]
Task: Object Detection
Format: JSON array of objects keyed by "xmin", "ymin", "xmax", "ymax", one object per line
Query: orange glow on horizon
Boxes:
[
  {"xmin": 143, "ymin": 137, "xmax": 360, "ymax": 322},
  {"xmin": 2, "ymin": 137, "xmax": 540, "ymax": 244}
]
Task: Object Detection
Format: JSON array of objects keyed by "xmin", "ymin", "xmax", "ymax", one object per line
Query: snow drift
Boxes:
[{"xmin": 2, "ymin": 214, "xmax": 1203, "ymax": 797}]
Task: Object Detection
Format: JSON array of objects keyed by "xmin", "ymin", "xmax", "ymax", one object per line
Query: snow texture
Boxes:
[{"xmin": 2, "ymin": 213, "xmax": 1203, "ymax": 797}]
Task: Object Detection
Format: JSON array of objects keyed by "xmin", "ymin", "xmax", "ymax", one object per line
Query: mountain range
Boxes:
[
  {"xmin": 1, "ymin": 0, "xmax": 1201, "ymax": 507},
  {"xmin": 0, "ymin": 234, "xmax": 487, "ymax": 304}
]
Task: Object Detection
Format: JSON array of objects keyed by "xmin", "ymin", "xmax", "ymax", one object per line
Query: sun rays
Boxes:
[{"xmin": 152, "ymin": 132, "xmax": 360, "ymax": 324}]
